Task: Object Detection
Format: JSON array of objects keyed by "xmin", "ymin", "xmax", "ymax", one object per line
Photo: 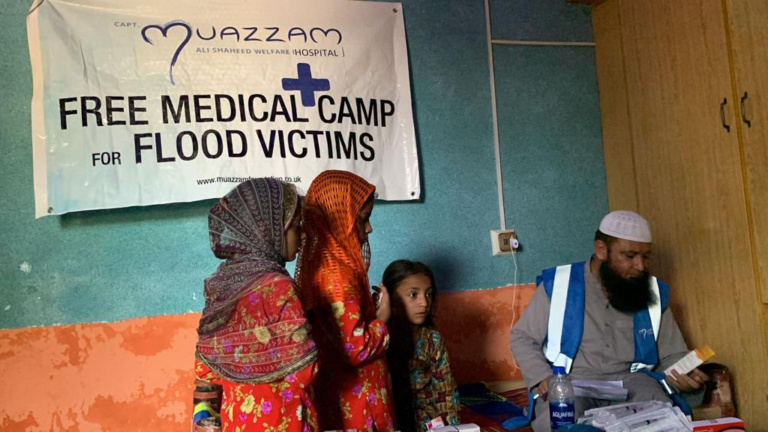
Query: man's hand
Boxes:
[
  {"xmin": 667, "ymin": 368, "xmax": 708, "ymax": 392},
  {"xmin": 536, "ymin": 375, "xmax": 553, "ymax": 401}
]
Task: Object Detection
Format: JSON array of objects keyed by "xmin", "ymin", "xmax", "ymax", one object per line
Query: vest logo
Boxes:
[{"xmin": 638, "ymin": 328, "xmax": 654, "ymax": 339}]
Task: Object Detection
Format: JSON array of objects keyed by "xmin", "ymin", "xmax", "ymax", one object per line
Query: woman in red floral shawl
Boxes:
[
  {"xmin": 194, "ymin": 178, "xmax": 319, "ymax": 432},
  {"xmin": 295, "ymin": 170, "xmax": 396, "ymax": 431}
]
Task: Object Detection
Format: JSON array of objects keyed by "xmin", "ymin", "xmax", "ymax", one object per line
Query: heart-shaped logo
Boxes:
[{"xmin": 141, "ymin": 21, "xmax": 192, "ymax": 85}]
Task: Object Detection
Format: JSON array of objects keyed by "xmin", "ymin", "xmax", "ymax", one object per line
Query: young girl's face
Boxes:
[
  {"xmin": 355, "ymin": 197, "xmax": 374, "ymax": 244},
  {"xmin": 394, "ymin": 273, "xmax": 434, "ymax": 326},
  {"xmin": 283, "ymin": 200, "xmax": 305, "ymax": 262}
]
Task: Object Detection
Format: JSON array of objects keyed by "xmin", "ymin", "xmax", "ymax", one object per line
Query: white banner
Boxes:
[{"xmin": 27, "ymin": 0, "xmax": 419, "ymax": 218}]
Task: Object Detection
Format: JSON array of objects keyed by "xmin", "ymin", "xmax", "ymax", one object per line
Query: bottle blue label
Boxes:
[{"xmin": 550, "ymin": 401, "xmax": 575, "ymax": 428}]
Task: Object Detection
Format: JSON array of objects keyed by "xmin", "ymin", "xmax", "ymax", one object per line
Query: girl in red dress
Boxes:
[
  {"xmin": 295, "ymin": 170, "xmax": 396, "ymax": 431},
  {"xmin": 194, "ymin": 178, "xmax": 319, "ymax": 432}
]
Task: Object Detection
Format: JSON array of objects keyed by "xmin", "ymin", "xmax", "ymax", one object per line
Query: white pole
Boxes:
[{"xmin": 485, "ymin": 0, "xmax": 506, "ymax": 230}]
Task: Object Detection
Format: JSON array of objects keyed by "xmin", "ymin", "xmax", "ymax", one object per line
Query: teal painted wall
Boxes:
[
  {"xmin": 490, "ymin": 0, "xmax": 593, "ymax": 42},
  {"xmin": 495, "ymin": 45, "xmax": 607, "ymax": 283},
  {"xmin": 0, "ymin": 0, "xmax": 605, "ymax": 329}
]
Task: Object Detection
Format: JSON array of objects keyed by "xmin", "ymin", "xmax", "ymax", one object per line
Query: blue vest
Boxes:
[{"xmin": 538, "ymin": 262, "xmax": 669, "ymax": 374}]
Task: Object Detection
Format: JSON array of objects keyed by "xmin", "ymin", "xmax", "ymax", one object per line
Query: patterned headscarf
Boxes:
[
  {"xmin": 196, "ymin": 178, "xmax": 316, "ymax": 383},
  {"xmin": 295, "ymin": 170, "xmax": 376, "ymax": 311}
]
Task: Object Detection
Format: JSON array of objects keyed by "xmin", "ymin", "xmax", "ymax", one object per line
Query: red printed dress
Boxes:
[
  {"xmin": 295, "ymin": 170, "xmax": 396, "ymax": 431},
  {"xmin": 310, "ymin": 297, "xmax": 395, "ymax": 431},
  {"xmin": 196, "ymin": 275, "xmax": 319, "ymax": 432}
]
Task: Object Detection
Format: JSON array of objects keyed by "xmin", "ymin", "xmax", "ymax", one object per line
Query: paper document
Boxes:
[{"xmin": 571, "ymin": 380, "xmax": 629, "ymax": 401}]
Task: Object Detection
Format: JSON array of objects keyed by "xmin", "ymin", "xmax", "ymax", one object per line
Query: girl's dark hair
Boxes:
[
  {"xmin": 382, "ymin": 259, "xmax": 437, "ymax": 432},
  {"xmin": 382, "ymin": 259, "xmax": 437, "ymax": 327}
]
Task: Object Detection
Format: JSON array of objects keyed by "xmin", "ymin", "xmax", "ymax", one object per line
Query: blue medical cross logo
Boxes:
[{"xmin": 281, "ymin": 63, "xmax": 331, "ymax": 107}]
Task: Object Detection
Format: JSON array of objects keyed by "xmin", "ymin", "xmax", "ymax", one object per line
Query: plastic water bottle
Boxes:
[{"xmin": 549, "ymin": 366, "xmax": 576, "ymax": 429}]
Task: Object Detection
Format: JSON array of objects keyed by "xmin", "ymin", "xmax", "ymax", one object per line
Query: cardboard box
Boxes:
[{"xmin": 691, "ymin": 417, "xmax": 745, "ymax": 432}]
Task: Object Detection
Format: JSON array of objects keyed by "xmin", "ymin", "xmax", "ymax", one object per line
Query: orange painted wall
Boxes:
[
  {"xmin": 0, "ymin": 314, "xmax": 199, "ymax": 431},
  {"xmin": 434, "ymin": 284, "xmax": 536, "ymax": 385},
  {"xmin": 0, "ymin": 285, "xmax": 535, "ymax": 431}
]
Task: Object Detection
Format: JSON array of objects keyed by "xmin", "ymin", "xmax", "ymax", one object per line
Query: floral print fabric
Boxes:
[
  {"xmin": 410, "ymin": 328, "xmax": 461, "ymax": 431},
  {"xmin": 195, "ymin": 275, "xmax": 319, "ymax": 432},
  {"xmin": 311, "ymin": 298, "xmax": 396, "ymax": 431}
]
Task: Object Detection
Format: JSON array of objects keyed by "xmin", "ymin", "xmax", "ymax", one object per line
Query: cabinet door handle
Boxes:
[
  {"xmin": 740, "ymin": 91, "xmax": 752, "ymax": 128},
  {"xmin": 720, "ymin": 98, "xmax": 731, "ymax": 132}
]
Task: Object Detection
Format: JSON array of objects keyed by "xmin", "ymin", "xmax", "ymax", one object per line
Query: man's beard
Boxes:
[{"xmin": 600, "ymin": 260, "xmax": 656, "ymax": 313}]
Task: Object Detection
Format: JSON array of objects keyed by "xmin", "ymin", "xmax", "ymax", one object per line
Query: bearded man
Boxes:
[{"xmin": 510, "ymin": 211, "xmax": 707, "ymax": 431}]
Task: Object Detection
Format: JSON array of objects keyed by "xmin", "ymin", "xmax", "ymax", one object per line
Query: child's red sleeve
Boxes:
[{"xmin": 314, "ymin": 299, "xmax": 390, "ymax": 366}]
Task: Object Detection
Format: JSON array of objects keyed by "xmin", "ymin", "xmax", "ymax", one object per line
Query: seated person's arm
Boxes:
[
  {"xmin": 193, "ymin": 360, "xmax": 223, "ymax": 426},
  {"xmin": 194, "ymin": 359, "xmax": 221, "ymax": 383},
  {"xmin": 657, "ymin": 308, "xmax": 707, "ymax": 392},
  {"xmin": 510, "ymin": 284, "xmax": 554, "ymax": 397}
]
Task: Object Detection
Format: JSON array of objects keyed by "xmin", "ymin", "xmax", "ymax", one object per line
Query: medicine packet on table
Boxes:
[
  {"xmin": 578, "ymin": 401, "xmax": 669, "ymax": 428},
  {"xmin": 604, "ymin": 406, "xmax": 691, "ymax": 432}
]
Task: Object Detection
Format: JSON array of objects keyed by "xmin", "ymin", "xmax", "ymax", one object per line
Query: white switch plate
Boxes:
[{"xmin": 491, "ymin": 229, "xmax": 518, "ymax": 256}]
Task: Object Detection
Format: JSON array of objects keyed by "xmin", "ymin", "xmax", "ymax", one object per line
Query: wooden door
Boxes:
[
  {"xmin": 726, "ymin": 0, "xmax": 768, "ymax": 310},
  {"xmin": 617, "ymin": 0, "xmax": 768, "ymax": 425},
  {"xmin": 593, "ymin": 0, "xmax": 639, "ymax": 212}
]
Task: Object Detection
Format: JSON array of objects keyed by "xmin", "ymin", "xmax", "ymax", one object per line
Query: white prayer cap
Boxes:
[{"xmin": 598, "ymin": 210, "xmax": 652, "ymax": 243}]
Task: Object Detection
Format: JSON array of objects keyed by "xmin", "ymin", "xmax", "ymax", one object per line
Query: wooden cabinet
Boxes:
[
  {"xmin": 727, "ymin": 0, "xmax": 768, "ymax": 310},
  {"xmin": 593, "ymin": 0, "xmax": 768, "ymax": 427}
]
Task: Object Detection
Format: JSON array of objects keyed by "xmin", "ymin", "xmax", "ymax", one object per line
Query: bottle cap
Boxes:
[
  {"xmin": 552, "ymin": 366, "xmax": 566, "ymax": 375},
  {"xmin": 696, "ymin": 345, "xmax": 715, "ymax": 361}
]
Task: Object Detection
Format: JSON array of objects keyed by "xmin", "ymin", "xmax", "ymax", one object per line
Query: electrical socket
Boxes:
[{"xmin": 491, "ymin": 229, "xmax": 519, "ymax": 256}]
